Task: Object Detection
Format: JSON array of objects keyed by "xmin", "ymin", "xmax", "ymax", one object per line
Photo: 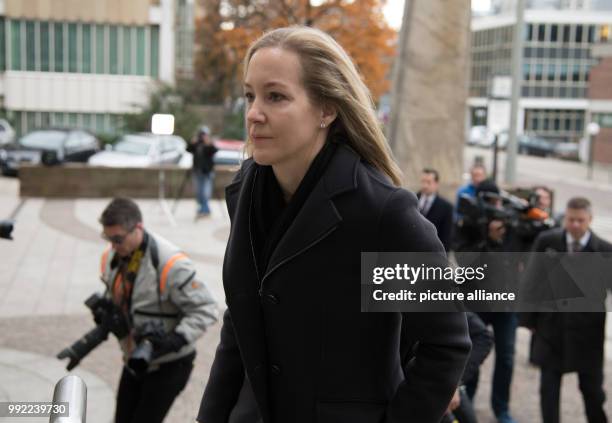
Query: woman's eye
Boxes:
[
  {"xmin": 244, "ymin": 92, "xmax": 254, "ymax": 102},
  {"xmin": 268, "ymin": 92, "xmax": 285, "ymax": 102}
]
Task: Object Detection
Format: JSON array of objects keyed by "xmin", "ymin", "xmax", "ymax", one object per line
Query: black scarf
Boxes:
[{"xmin": 251, "ymin": 141, "xmax": 338, "ymax": 278}]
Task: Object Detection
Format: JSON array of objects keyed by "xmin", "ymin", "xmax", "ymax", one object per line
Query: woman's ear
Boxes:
[{"xmin": 321, "ymin": 104, "xmax": 338, "ymax": 128}]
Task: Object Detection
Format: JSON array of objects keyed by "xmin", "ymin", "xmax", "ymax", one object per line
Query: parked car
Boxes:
[
  {"xmin": 0, "ymin": 119, "xmax": 16, "ymax": 146},
  {"xmin": 88, "ymin": 133, "xmax": 187, "ymax": 167},
  {"xmin": 0, "ymin": 128, "xmax": 100, "ymax": 176},
  {"xmin": 468, "ymin": 125, "xmax": 495, "ymax": 147},
  {"xmin": 518, "ymin": 135, "xmax": 556, "ymax": 157},
  {"xmin": 553, "ymin": 141, "xmax": 580, "ymax": 161}
]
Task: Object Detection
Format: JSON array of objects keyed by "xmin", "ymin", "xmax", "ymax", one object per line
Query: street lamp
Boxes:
[
  {"xmin": 151, "ymin": 113, "xmax": 177, "ymax": 226},
  {"xmin": 587, "ymin": 121, "xmax": 600, "ymax": 180}
]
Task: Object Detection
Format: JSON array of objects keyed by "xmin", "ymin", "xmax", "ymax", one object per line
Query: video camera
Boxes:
[{"xmin": 457, "ymin": 188, "xmax": 555, "ymax": 244}]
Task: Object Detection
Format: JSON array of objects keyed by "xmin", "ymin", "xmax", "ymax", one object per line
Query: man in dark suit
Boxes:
[
  {"xmin": 417, "ymin": 168, "xmax": 454, "ymax": 251},
  {"xmin": 521, "ymin": 197, "xmax": 612, "ymax": 423}
]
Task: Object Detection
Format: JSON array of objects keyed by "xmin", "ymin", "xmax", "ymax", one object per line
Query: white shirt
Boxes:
[
  {"xmin": 565, "ymin": 230, "xmax": 591, "ymax": 252},
  {"xmin": 418, "ymin": 193, "xmax": 436, "ymax": 215}
]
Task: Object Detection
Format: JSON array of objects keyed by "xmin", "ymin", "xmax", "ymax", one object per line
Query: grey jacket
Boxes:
[{"xmin": 100, "ymin": 231, "xmax": 218, "ymax": 367}]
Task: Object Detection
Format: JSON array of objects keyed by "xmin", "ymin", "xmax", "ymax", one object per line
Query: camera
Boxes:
[
  {"xmin": 57, "ymin": 293, "xmax": 128, "ymax": 370},
  {"xmin": 0, "ymin": 220, "xmax": 14, "ymax": 240},
  {"xmin": 128, "ymin": 321, "xmax": 167, "ymax": 376},
  {"xmin": 457, "ymin": 188, "xmax": 555, "ymax": 246}
]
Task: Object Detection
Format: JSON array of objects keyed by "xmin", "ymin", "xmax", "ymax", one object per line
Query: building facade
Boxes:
[
  {"xmin": 469, "ymin": 0, "xmax": 612, "ymax": 144},
  {"xmin": 0, "ymin": 0, "xmax": 196, "ymax": 136}
]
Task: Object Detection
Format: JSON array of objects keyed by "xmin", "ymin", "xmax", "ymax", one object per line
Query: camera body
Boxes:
[
  {"xmin": 57, "ymin": 293, "xmax": 129, "ymax": 370},
  {"xmin": 128, "ymin": 320, "xmax": 167, "ymax": 376}
]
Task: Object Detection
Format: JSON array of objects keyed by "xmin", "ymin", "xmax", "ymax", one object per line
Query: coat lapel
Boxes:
[{"xmin": 262, "ymin": 145, "xmax": 360, "ymax": 282}]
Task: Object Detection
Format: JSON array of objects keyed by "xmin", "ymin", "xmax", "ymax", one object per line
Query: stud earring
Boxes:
[{"xmin": 320, "ymin": 121, "xmax": 326, "ymax": 129}]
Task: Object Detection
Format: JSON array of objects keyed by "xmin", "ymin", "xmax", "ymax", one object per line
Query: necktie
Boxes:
[
  {"xmin": 419, "ymin": 195, "xmax": 428, "ymax": 214},
  {"xmin": 570, "ymin": 240, "xmax": 582, "ymax": 254}
]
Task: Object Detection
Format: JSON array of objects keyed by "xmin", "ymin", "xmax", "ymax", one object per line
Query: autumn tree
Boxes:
[{"xmin": 194, "ymin": 0, "xmax": 396, "ymax": 105}]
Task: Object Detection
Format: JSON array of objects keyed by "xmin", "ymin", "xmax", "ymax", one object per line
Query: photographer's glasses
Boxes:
[{"xmin": 101, "ymin": 226, "xmax": 136, "ymax": 245}]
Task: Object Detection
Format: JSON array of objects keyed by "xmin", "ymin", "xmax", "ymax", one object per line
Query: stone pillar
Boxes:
[{"xmin": 387, "ymin": 0, "xmax": 471, "ymax": 198}]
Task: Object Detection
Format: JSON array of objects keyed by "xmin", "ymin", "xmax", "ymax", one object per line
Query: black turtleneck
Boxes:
[{"xmin": 251, "ymin": 141, "xmax": 338, "ymax": 278}]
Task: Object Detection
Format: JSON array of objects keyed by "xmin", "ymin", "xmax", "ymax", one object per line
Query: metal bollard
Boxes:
[{"xmin": 49, "ymin": 375, "xmax": 87, "ymax": 423}]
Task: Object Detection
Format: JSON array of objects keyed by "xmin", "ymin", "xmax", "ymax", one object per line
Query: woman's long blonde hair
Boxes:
[{"xmin": 244, "ymin": 26, "xmax": 403, "ymax": 186}]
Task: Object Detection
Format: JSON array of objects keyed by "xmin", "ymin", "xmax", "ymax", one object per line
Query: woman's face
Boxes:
[{"xmin": 244, "ymin": 47, "xmax": 327, "ymax": 168}]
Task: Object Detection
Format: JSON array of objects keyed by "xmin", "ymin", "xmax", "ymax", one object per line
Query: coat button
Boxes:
[
  {"xmin": 271, "ymin": 364, "xmax": 281, "ymax": 375},
  {"xmin": 267, "ymin": 294, "xmax": 279, "ymax": 304}
]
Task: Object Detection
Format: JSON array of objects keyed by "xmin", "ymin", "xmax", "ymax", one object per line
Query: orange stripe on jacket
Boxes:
[
  {"xmin": 160, "ymin": 253, "xmax": 188, "ymax": 294},
  {"xmin": 100, "ymin": 246, "xmax": 111, "ymax": 276}
]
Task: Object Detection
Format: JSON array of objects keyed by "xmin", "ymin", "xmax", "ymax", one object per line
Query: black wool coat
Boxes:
[
  {"xmin": 520, "ymin": 227, "xmax": 612, "ymax": 373},
  {"xmin": 198, "ymin": 144, "xmax": 471, "ymax": 423}
]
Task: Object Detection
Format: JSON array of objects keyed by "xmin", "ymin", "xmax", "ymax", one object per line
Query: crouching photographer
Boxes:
[{"xmin": 58, "ymin": 198, "xmax": 218, "ymax": 423}]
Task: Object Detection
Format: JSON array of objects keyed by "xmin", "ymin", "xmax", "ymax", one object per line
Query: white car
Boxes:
[
  {"xmin": 468, "ymin": 126, "xmax": 496, "ymax": 147},
  {"xmin": 88, "ymin": 133, "xmax": 187, "ymax": 167},
  {"xmin": 0, "ymin": 119, "xmax": 16, "ymax": 146}
]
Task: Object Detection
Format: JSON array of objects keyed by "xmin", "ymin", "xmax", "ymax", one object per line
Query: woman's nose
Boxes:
[{"xmin": 246, "ymin": 101, "xmax": 265, "ymax": 124}]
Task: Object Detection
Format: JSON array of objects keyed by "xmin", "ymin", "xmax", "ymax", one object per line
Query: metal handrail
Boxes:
[{"xmin": 49, "ymin": 375, "xmax": 87, "ymax": 423}]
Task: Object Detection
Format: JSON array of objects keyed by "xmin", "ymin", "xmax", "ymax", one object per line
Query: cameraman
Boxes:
[
  {"xmin": 187, "ymin": 126, "xmax": 218, "ymax": 218},
  {"xmin": 458, "ymin": 180, "xmax": 521, "ymax": 423},
  {"xmin": 98, "ymin": 197, "xmax": 218, "ymax": 423}
]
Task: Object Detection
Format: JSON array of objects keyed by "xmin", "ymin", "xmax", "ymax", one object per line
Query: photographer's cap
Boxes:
[{"xmin": 199, "ymin": 125, "xmax": 211, "ymax": 135}]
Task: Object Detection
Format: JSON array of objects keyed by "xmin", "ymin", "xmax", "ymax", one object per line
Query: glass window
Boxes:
[
  {"xmin": 572, "ymin": 64, "xmax": 580, "ymax": 81},
  {"xmin": 11, "ymin": 20, "xmax": 22, "ymax": 70},
  {"xmin": 551, "ymin": 25, "xmax": 558, "ymax": 42},
  {"xmin": 526, "ymin": 24, "xmax": 533, "ymax": 41},
  {"xmin": 523, "ymin": 63, "xmax": 531, "ymax": 80},
  {"xmin": 54, "ymin": 23, "xmax": 64, "ymax": 72},
  {"xmin": 68, "ymin": 113, "xmax": 78, "ymax": 127},
  {"xmin": 40, "ymin": 112, "xmax": 50, "ymax": 127},
  {"xmin": 82, "ymin": 113, "xmax": 92, "ymax": 130},
  {"xmin": 95, "ymin": 25, "xmax": 105, "ymax": 74},
  {"xmin": 547, "ymin": 63, "xmax": 555, "ymax": 81},
  {"xmin": 123, "ymin": 26, "xmax": 132, "ymax": 74},
  {"xmin": 68, "ymin": 23, "xmax": 77, "ymax": 72},
  {"xmin": 109, "ymin": 25, "xmax": 118, "ymax": 74},
  {"xmin": 150, "ymin": 26, "xmax": 159, "ymax": 78},
  {"xmin": 136, "ymin": 27, "xmax": 145, "ymax": 75},
  {"xmin": 563, "ymin": 25, "xmax": 571, "ymax": 43},
  {"xmin": 51, "ymin": 112, "xmax": 64, "ymax": 126},
  {"xmin": 588, "ymin": 25, "xmax": 595, "ymax": 43},
  {"xmin": 0, "ymin": 19, "xmax": 4, "ymax": 71},
  {"xmin": 26, "ymin": 112, "xmax": 36, "ymax": 132},
  {"xmin": 535, "ymin": 63, "xmax": 543, "ymax": 81},
  {"xmin": 40, "ymin": 22, "xmax": 49, "ymax": 71},
  {"xmin": 538, "ymin": 24, "xmax": 546, "ymax": 42},
  {"xmin": 25, "ymin": 21, "xmax": 35, "ymax": 71},
  {"xmin": 95, "ymin": 113, "xmax": 106, "ymax": 133},
  {"xmin": 560, "ymin": 63, "xmax": 568, "ymax": 81},
  {"xmin": 575, "ymin": 25, "xmax": 583, "ymax": 43},
  {"xmin": 82, "ymin": 24, "xmax": 91, "ymax": 73}
]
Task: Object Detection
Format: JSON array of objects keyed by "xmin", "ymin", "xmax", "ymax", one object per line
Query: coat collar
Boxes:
[{"xmin": 225, "ymin": 144, "xmax": 360, "ymax": 282}]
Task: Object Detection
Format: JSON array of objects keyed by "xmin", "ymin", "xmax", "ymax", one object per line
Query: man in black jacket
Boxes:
[
  {"xmin": 187, "ymin": 126, "xmax": 218, "ymax": 218},
  {"xmin": 521, "ymin": 197, "xmax": 612, "ymax": 423},
  {"xmin": 417, "ymin": 168, "xmax": 454, "ymax": 251}
]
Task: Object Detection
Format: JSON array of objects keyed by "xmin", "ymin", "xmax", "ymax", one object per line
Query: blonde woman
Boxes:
[{"xmin": 198, "ymin": 26, "xmax": 470, "ymax": 423}]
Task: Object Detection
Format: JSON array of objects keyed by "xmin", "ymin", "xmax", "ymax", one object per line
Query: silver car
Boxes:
[{"xmin": 88, "ymin": 133, "xmax": 187, "ymax": 167}]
